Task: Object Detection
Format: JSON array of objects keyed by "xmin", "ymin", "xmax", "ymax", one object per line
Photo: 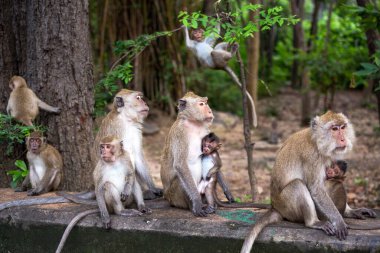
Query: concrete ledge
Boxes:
[{"xmin": 0, "ymin": 189, "xmax": 379, "ymax": 253}]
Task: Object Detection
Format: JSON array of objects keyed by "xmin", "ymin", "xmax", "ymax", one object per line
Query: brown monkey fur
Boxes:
[
  {"xmin": 17, "ymin": 131, "xmax": 63, "ymax": 196},
  {"xmin": 241, "ymin": 111, "xmax": 377, "ymax": 253},
  {"xmin": 6, "ymin": 76, "xmax": 60, "ymax": 126},
  {"xmin": 161, "ymin": 92, "xmax": 214, "ymax": 217}
]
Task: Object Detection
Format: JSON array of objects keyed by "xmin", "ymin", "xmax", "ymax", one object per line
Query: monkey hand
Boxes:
[
  {"xmin": 54, "ymin": 107, "xmax": 61, "ymax": 114},
  {"xmin": 143, "ymin": 188, "xmax": 163, "ymax": 200},
  {"xmin": 191, "ymin": 200, "xmax": 208, "ymax": 217},
  {"xmin": 349, "ymin": 208, "xmax": 377, "ymax": 219},
  {"xmin": 333, "ymin": 219, "xmax": 348, "ymax": 240},
  {"xmin": 101, "ymin": 212, "xmax": 111, "ymax": 229}
]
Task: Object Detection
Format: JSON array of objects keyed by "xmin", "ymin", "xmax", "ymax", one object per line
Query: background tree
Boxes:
[{"xmin": 0, "ymin": 0, "xmax": 94, "ymax": 190}]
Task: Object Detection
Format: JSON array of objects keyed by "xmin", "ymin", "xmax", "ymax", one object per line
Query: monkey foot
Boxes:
[
  {"xmin": 138, "ymin": 206, "xmax": 152, "ymax": 215},
  {"xmin": 203, "ymin": 206, "xmax": 216, "ymax": 214},
  {"xmin": 348, "ymin": 208, "xmax": 377, "ymax": 219},
  {"xmin": 27, "ymin": 189, "xmax": 40, "ymax": 196}
]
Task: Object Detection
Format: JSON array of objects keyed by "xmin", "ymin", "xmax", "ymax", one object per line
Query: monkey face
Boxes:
[
  {"xmin": 192, "ymin": 29, "xmax": 204, "ymax": 42},
  {"xmin": 330, "ymin": 124, "xmax": 347, "ymax": 151},
  {"xmin": 197, "ymin": 100, "xmax": 214, "ymax": 123},
  {"xmin": 27, "ymin": 137, "xmax": 43, "ymax": 154},
  {"xmin": 100, "ymin": 143, "xmax": 116, "ymax": 163}
]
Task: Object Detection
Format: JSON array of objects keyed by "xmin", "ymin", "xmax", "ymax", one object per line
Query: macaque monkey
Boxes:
[
  {"xmin": 94, "ymin": 136, "xmax": 148, "ymax": 229},
  {"xmin": 198, "ymin": 132, "xmax": 270, "ymax": 212},
  {"xmin": 161, "ymin": 92, "xmax": 214, "ymax": 217},
  {"xmin": 326, "ymin": 161, "xmax": 377, "ymax": 220},
  {"xmin": 16, "ymin": 131, "xmax": 62, "ymax": 196},
  {"xmin": 241, "ymin": 111, "xmax": 377, "ymax": 253},
  {"xmin": 198, "ymin": 132, "xmax": 225, "ymax": 213},
  {"xmin": 183, "ymin": 26, "xmax": 257, "ymax": 127},
  {"xmin": 94, "ymin": 89, "xmax": 162, "ymax": 199},
  {"xmin": 6, "ymin": 76, "xmax": 61, "ymax": 126},
  {"xmin": 55, "ymin": 136, "xmax": 149, "ymax": 253}
]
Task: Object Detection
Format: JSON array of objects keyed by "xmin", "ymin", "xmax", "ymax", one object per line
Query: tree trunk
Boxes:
[
  {"xmin": 291, "ymin": 0, "xmax": 311, "ymax": 126},
  {"xmin": 0, "ymin": 1, "xmax": 94, "ymax": 190},
  {"xmin": 357, "ymin": 0, "xmax": 380, "ymax": 126},
  {"xmin": 236, "ymin": 51, "xmax": 258, "ymax": 202}
]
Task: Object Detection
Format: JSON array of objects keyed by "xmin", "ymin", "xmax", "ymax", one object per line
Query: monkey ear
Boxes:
[
  {"xmin": 114, "ymin": 97, "xmax": 125, "ymax": 112},
  {"xmin": 120, "ymin": 141, "xmax": 124, "ymax": 149},
  {"xmin": 310, "ymin": 116, "xmax": 319, "ymax": 130},
  {"xmin": 41, "ymin": 137, "xmax": 47, "ymax": 145},
  {"xmin": 178, "ymin": 99, "xmax": 187, "ymax": 111}
]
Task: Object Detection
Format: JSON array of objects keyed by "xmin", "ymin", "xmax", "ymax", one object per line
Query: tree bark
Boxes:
[
  {"xmin": 247, "ymin": 0, "xmax": 261, "ymax": 126},
  {"xmin": 0, "ymin": 1, "xmax": 94, "ymax": 190},
  {"xmin": 291, "ymin": 0, "xmax": 311, "ymax": 126},
  {"xmin": 236, "ymin": 51, "xmax": 258, "ymax": 202}
]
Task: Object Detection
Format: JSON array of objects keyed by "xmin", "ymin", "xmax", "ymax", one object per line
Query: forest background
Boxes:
[{"xmin": 0, "ymin": 0, "xmax": 379, "ymax": 208}]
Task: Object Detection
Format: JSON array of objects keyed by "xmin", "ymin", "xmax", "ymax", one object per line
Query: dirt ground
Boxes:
[{"xmin": 143, "ymin": 88, "xmax": 380, "ymax": 208}]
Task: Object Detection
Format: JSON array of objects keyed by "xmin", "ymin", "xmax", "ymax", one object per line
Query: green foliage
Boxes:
[
  {"xmin": 0, "ymin": 114, "xmax": 44, "ymax": 156},
  {"xmin": 6, "ymin": 160, "xmax": 28, "ymax": 189},
  {"xmin": 354, "ymin": 44, "xmax": 380, "ymax": 92},
  {"xmin": 307, "ymin": 7, "xmax": 368, "ymax": 94},
  {"xmin": 94, "ymin": 31, "xmax": 174, "ymax": 116},
  {"xmin": 178, "ymin": 4, "xmax": 298, "ymax": 43}
]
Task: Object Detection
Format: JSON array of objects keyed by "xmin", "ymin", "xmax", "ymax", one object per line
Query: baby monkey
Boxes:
[
  {"xmin": 198, "ymin": 132, "xmax": 234, "ymax": 214},
  {"xmin": 326, "ymin": 160, "xmax": 347, "ymax": 182}
]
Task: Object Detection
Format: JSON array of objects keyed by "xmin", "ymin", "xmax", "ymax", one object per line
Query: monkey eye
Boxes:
[
  {"xmin": 341, "ymin": 124, "xmax": 346, "ymax": 130},
  {"xmin": 199, "ymin": 102, "xmax": 207, "ymax": 106},
  {"xmin": 136, "ymin": 95, "xmax": 143, "ymax": 100}
]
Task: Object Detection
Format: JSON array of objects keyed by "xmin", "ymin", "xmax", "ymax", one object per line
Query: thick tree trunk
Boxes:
[{"xmin": 0, "ymin": 1, "xmax": 94, "ymax": 190}]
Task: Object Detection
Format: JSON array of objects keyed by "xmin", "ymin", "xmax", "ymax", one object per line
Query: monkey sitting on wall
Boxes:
[
  {"xmin": 6, "ymin": 76, "xmax": 61, "ymax": 126},
  {"xmin": 16, "ymin": 131, "xmax": 63, "ymax": 196},
  {"xmin": 241, "ymin": 111, "xmax": 378, "ymax": 253},
  {"xmin": 161, "ymin": 92, "xmax": 214, "ymax": 217}
]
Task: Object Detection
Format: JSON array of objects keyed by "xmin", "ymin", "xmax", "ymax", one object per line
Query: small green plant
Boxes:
[
  {"xmin": 0, "ymin": 113, "xmax": 45, "ymax": 156},
  {"xmin": 7, "ymin": 160, "xmax": 28, "ymax": 189}
]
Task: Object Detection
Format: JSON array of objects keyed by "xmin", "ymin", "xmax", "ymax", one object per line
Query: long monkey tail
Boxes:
[
  {"xmin": 240, "ymin": 209, "xmax": 282, "ymax": 253},
  {"xmin": 224, "ymin": 66, "xmax": 258, "ymax": 128},
  {"xmin": 55, "ymin": 209, "xmax": 99, "ymax": 253},
  {"xmin": 0, "ymin": 196, "xmax": 70, "ymax": 211}
]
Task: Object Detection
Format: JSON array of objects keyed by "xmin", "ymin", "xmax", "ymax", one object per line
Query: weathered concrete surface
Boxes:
[{"xmin": 0, "ymin": 188, "xmax": 379, "ymax": 253}]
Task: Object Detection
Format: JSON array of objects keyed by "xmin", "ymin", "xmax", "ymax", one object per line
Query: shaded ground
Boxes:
[{"xmin": 143, "ymin": 88, "xmax": 380, "ymax": 208}]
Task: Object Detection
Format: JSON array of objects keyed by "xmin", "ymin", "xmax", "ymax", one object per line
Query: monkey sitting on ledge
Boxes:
[
  {"xmin": 241, "ymin": 111, "xmax": 378, "ymax": 253},
  {"xmin": 16, "ymin": 131, "xmax": 63, "ymax": 196}
]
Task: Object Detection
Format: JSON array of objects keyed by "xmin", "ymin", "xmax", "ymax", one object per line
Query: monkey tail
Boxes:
[
  {"xmin": 223, "ymin": 66, "xmax": 258, "ymax": 127},
  {"xmin": 55, "ymin": 209, "xmax": 99, "ymax": 253},
  {"xmin": 241, "ymin": 209, "xmax": 282, "ymax": 253},
  {"xmin": 56, "ymin": 191, "xmax": 97, "ymax": 206},
  {"xmin": 0, "ymin": 196, "xmax": 70, "ymax": 212},
  {"xmin": 346, "ymin": 221, "xmax": 380, "ymax": 230},
  {"xmin": 212, "ymin": 189, "xmax": 271, "ymax": 209}
]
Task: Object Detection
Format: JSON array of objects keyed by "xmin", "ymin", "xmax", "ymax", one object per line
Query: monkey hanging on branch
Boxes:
[{"xmin": 181, "ymin": 13, "xmax": 257, "ymax": 127}]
